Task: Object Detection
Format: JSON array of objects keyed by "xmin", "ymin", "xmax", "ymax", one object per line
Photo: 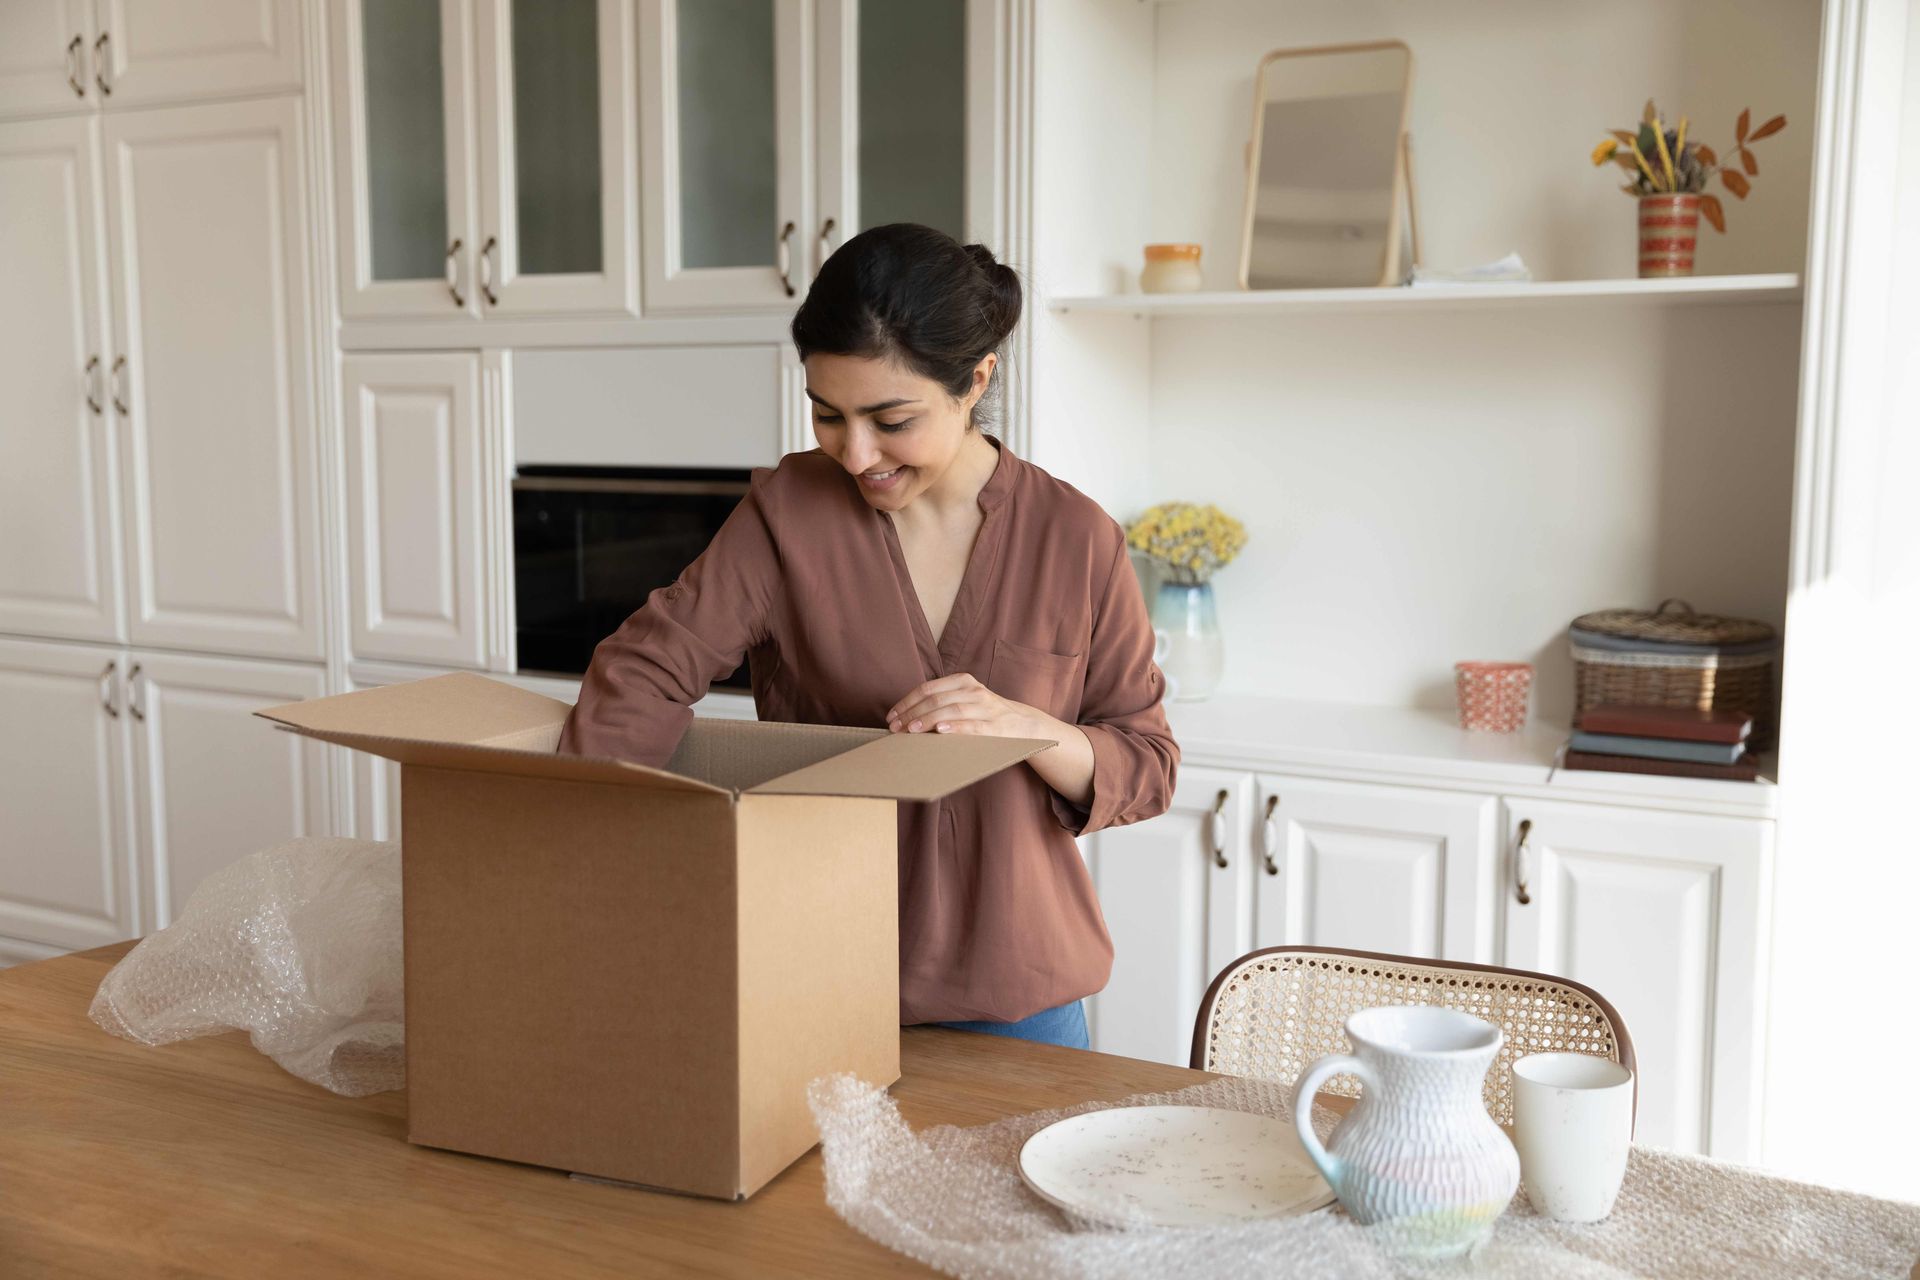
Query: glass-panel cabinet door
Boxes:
[
  {"xmin": 640, "ymin": 0, "xmax": 808, "ymax": 311},
  {"xmin": 330, "ymin": 0, "xmax": 479, "ymax": 320},
  {"xmin": 815, "ymin": 0, "xmax": 983, "ymax": 277},
  {"xmin": 474, "ymin": 0, "xmax": 637, "ymax": 315}
]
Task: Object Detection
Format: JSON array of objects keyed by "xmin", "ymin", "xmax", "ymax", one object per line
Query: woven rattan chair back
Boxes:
[{"xmin": 1190, "ymin": 946, "xmax": 1636, "ymax": 1129}]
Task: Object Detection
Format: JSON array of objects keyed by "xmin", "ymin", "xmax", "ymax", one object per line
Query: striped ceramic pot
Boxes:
[
  {"xmin": 1293, "ymin": 1006, "xmax": 1519, "ymax": 1258},
  {"xmin": 1638, "ymin": 194, "xmax": 1701, "ymax": 277}
]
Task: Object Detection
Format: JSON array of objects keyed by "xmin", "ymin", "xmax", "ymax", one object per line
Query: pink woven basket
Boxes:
[{"xmin": 1455, "ymin": 661, "xmax": 1533, "ymax": 733}]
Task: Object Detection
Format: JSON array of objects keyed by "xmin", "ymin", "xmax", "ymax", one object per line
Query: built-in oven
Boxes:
[{"xmin": 513, "ymin": 466, "xmax": 753, "ymax": 689}]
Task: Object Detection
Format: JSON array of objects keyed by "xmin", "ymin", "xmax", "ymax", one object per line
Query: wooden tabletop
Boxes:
[{"xmin": 0, "ymin": 943, "xmax": 1242, "ymax": 1278}]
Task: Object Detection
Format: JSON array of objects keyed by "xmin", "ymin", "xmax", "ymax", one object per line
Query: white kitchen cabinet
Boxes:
[
  {"xmin": 103, "ymin": 95, "xmax": 324, "ymax": 661},
  {"xmin": 0, "ymin": 639, "xmax": 136, "ymax": 952},
  {"xmin": 1086, "ymin": 766, "xmax": 1251, "ymax": 1066},
  {"xmin": 0, "ymin": 114, "xmax": 122, "ymax": 643},
  {"xmin": 94, "ymin": 0, "xmax": 302, "ymax": 108},
  {"xmin": 1252, "ymin": 775, "xmax": 1500, "ymax": 963},
  {"xmin": 814, "ymin": 0, "xmax": 979, "ymax": 258},
  {"xmin": 639, "ymin": 0, "xmax": 809, "ymax": 311},
  {"xmin": 330, "ymin": 0, "xmax": 637, "ymax": 321},
  {"xmin": 128, "ymin": 650, "xmax": 328, "ymax": 929},
  {"xmin": 342, "ymin": 354, "xmax": 490, "ymax": 668},
  {"xmin": 0, "ymin": 0, "xmax": 299, "ymax": 118},
  {"xmin": 0, "ymin": 0, "xmax": 94, "ymax": 117},
  {"xmin": 1501, "ymin": 797, "xmax": 1771, "ymax": 1159}
]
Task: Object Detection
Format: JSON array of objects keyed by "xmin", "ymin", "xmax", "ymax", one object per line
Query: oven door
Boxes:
[{"xmin": 513, "ymin": 469, "xmax": 753, "ymax": 689}]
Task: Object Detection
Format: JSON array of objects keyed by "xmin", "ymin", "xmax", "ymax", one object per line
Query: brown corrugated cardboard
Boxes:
[{"xmin": 255, "ymin": 674, "xmax": 1051, "ymax": 1198}]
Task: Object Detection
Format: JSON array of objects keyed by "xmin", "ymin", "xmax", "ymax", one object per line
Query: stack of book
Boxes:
[{"xmin": 1564, "ymin": 705, "xmax": 1761, "ymax": 781}]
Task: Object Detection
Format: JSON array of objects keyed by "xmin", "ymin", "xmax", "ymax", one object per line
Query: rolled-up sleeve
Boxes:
[
  {"xmin": 1050, "ymin": 540, "xmax": 1180, "ymax": 835},
  {"xmin": 557, "ymin": 480, "xmax": 781, "ymax": 767}
]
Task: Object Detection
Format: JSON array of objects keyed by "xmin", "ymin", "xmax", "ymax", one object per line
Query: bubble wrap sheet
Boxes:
[
  {"xmin": 808, "ymin": 1073, "xmax": 1920, "ymax": 1280},
  {"xmin": 90, "ymin": 837, "xmax": 404, "ymax": 1097}
]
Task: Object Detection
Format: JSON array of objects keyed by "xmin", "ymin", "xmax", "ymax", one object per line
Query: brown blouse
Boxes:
[{"xmin": 557, "ymin": 438, "xmax": 1179, "ymax": 1023}]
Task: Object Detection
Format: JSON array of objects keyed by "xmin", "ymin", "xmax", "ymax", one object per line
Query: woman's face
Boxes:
[{"xmin": 806, "ymin": 352, "xmax": 993, "ymax": 511}]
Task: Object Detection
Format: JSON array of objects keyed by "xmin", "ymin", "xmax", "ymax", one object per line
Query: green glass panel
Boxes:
[
  {"xmin": 512, "ymin": 0, "xmax": 602, "ymax": 275},
  {"xmin": 676, "ymin": 0, "xmax": 776, "ymax": 269},
  {"xmin": 859, "ymin": 0, "xmax": 966, "ymax": 238},
  {"xmin": 363, "ymin": 0, "xmax": 448, "ymax": 281}
]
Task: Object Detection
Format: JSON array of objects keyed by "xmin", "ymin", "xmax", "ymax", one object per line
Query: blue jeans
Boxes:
[{"xmin": 939, "ymin": 999, "xmax": 1089, "ymax": 1049}]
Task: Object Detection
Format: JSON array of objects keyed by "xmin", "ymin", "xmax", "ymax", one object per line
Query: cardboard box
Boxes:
[{"xmin": 256, "ymin": 673, "xmax": 1050, "ymax": 1199}]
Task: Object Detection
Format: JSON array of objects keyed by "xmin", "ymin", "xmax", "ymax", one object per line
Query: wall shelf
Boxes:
[{"xmin": 1048, "ymin": 273, "xmax": 1803, "ymax": 318}]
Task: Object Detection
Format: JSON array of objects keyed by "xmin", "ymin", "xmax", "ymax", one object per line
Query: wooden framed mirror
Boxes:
[{"xmin": 1237, "ymin": 40, "xmax": 1418, "ymax": 290}]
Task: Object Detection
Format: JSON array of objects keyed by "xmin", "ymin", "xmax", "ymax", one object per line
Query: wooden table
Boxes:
[{"xmin": 0, "ymin": 943, "xmax": 1247, "ymax": 1277}]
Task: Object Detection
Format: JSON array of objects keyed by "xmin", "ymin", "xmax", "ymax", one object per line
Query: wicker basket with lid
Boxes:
[{"xmin": 1569, "ymin": 598, "xmax": 1779, "ymax": 748}]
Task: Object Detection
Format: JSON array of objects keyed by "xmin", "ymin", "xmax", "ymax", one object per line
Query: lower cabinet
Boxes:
[
  {"xmin": 1086, "ymin": 764, "xmax": 1772, "ymax": 1160},
  {"xmin": 1500, "ymin": 797, "xmax": 1770, "ymax": 1160},
  {"xmin": 0, "ymin": 637, "xmax": 331, "ymax": 961}
]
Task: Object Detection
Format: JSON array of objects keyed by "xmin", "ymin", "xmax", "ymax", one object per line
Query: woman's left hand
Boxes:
[{"xmin": 887, "ymin": 673, "xmax": 1053, "ymax": 740}]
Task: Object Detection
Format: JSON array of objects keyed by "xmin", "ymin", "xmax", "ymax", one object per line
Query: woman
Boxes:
[{"xmin": 558, "ymin": 223, "xmax": 1178, "ymax": 1049}]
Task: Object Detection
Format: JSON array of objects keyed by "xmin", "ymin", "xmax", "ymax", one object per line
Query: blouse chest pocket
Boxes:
[{"xmin": 987, "ymin": 639, "xmax": 1085, "ymax": 721}]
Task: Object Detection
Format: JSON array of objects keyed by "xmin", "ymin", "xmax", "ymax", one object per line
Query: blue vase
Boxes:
[{"xmin": 1151, "ymin": 581, "xmax": 1224, "ymax": 702}]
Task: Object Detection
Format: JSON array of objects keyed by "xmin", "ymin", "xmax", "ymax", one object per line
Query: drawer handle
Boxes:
[
  {"xmin": 1260, "ymin": 794, "xmax": 1279, "ymax": 876},
  {"xmin": 93, "ymin": 31, "xmax": 110, "ymax": 97},
  {"xmin": 1207, "ymin": 789, "xmax": 1229, "ymax": 869},
  {"xmin": 777, "ymin": 220, "xmax": 797, "ymax": 298},
  {"xmin": 110, "ymin": 356, "xmax": 129, "ymax": 415},
  {"xmin": 84, "ymin": 356, "xmax": 103, "ymax": 414},
  {"xmin": 99, "ymin": 661, "xmax": 118, "ymax": 718},
  {"xmin": 445, "ymin": 237, "xmax": 465, "ymax": 307},
  {"xmin": 128, "ymin": 663, "xmax": 145, "ymax": 722},
  {"xmin": 817, "ymin": 216, "xmax": 836, "ymax": 272},
  {"xmin": 67, "ymin": 35, "xmax": 85, "ymax": 97},
  {"xmin": 1512, "ymin": 818, "xmax": 1533, "ymax": 906},
  {"xmin": 479, "ymin": 235, "xmax": 499, "ymax": 307}
]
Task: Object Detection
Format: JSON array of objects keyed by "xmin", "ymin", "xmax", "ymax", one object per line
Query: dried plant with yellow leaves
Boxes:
[
  {"xmin": 1589, "ymin": 99, "xmax": 1787, "ymax": 232},
  {"xmin": 1126, "ymin": 502, "xmax": 1248, "ymax": 585}
]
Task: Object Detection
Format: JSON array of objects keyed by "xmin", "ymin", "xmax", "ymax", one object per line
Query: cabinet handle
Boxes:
[
  {"xmin": 110, "ymin": 356, "xmax": 129, "ymax": 415},
  {"xmin": 93, "ymin": 31, "xmax": 110, "ymax": 97},
  {"xmin": 99, "ymin": 661, "xmax": 118, "ymax": 718},
  {"xmin": 84, "ymin": 356, "xmax": 103, "ymax": 414},
  {"xmin": 817, "ymin": 217, "xmax": 836, "ymax": 272},
  {"xmin": 1259, "ymin": 794, "xmax": 1280, "ymax": 876},
  {"xmin": 479, "ymin": 235, "xmax": 498, "ymax": 306},
  {"xmin": 67, "ymin": 35, "xmax": 85, "ymax": 97},
  {"xmin": 1512, "ymin": 817, "xmax": 1533, "ymax": 906},
  {"xmin": 444, "ymin": 238, "xmax": 466, "ymax": 307},
  {"xmin": 127, "ymin": 663, "xmax": 145, "ymax": 722},
  {"xmin": 1206, "ymin": 789, "xmax": 1229, "ymax": 868},
  {"xmin": 777, "ymin": 220, "xmax": 797, "ymax": 298}
]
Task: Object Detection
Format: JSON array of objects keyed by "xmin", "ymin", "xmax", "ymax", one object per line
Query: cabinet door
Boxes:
[
  {"xmin": 814, "ymin": 0, "xmax": 974, "ymax": 270},
  {"xmin": 1501, "ymin": 798, "xmax": 1770, "ymax": 1160},
  {"xmin": 0, "ymin": 115, "xmax": 122, "ymax": 642},
  {"xmin": 0, "ymin": 0, "xmax": 94, "ymax": 118},
  {"xmin": 1086, "ymin": 767, "xmax": 1251, "ymax": 1066},
  {"xmin": 342, "ymin": 354, "xmax": 489, "ymax": 668},
  {"xmin": 93, "ymin": 0, "xmax": 301, "ymax": 107},
  {"xmin": 103, "ymin": 96, "xmax": 324, "ymax": 660},
  {"xmin": 473, "ymin": 0, "xmax": 637, "ymax": 315},
  {"xmin": 640, "ymin": 0, "xmax": 808, "ymax": 311},
  {"xmin": 1252, "ymin": 776, "xmax": 1499, "ymax": 963},
  {"xmin": 330, "ymin": 0, "xmax": 480, "ymax": 321},
  {"xmin": 128, "ymin": 651, "xmax": 328, "ymax": 929},
  {"xmin": 0, "ymin": 639, "xmax": 135, "ymax": 951}
]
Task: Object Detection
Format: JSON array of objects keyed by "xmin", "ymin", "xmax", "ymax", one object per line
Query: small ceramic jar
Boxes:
[{"xmin": 1140, "ymin": 243, "xmax": 1203, "ymax": 293}]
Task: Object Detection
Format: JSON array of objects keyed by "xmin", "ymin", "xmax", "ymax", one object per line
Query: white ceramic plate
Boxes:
[{"xmin": 1017, "ymin": 1105, "xmax": 1336, "ymax": 1229}]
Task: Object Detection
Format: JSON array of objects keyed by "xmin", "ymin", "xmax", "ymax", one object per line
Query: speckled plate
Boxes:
[{"xmin": 1017, "ymin": 1105, "xmax": 1336, "ymax": 1229}]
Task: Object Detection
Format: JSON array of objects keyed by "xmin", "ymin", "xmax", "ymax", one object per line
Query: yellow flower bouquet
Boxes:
[{"xmin": 1126, "ymin": 502, "xmax": 1248, "ymax": 585}]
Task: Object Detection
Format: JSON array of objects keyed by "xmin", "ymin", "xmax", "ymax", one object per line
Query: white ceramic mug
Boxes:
[{"xmin": 1511, "ymin": 1052, "xmax": 1635, "ymax": 1222}]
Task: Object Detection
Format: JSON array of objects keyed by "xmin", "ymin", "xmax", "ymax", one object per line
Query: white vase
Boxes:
[{"xmin": 1292, "ymin": 1006, "xmax": 1519, "ymax": 1258}]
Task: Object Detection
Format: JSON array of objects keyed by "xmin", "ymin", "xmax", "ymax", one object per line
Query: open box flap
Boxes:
[
  {"xmin": 255, "ymin": 675, "xmax": 727, "ymax": 797},
  {"xmin": 746, "ymin": 733, "xmax": 1055, "ymax": 801}
]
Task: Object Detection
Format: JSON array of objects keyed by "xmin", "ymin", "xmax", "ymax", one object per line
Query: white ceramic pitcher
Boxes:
[{"xmin": 1292, "ymin": 1005, "xmax": 1519, "ymax": 1257}]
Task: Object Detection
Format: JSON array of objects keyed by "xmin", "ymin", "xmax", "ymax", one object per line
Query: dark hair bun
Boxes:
[{"xmin": 792, "ymin": 223, "xmax": 1022, "ymax": 428}]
